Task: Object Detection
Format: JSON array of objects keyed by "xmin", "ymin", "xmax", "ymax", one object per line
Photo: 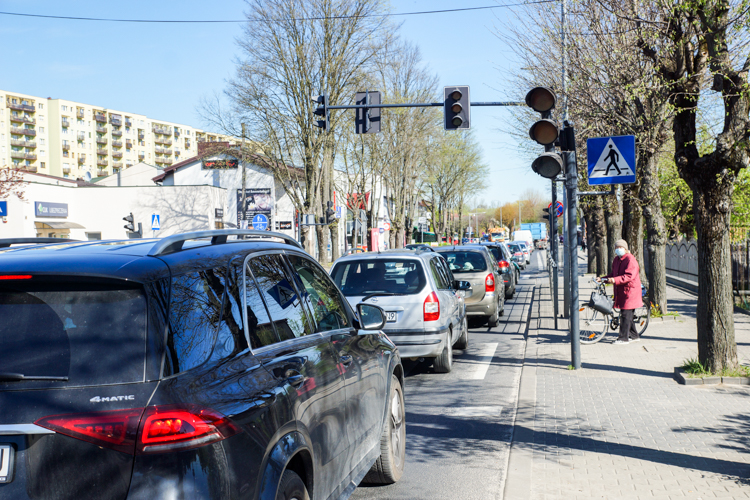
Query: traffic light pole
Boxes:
[
  {"xmin": 550, "ymin": 178, "xmax": 559, "ymax": 330},
  {"xmin": 561, "ymin": 121, "xmax": 581, "ymax": 370}
]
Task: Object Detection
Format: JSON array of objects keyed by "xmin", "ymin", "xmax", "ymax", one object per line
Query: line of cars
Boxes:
[{"xmin": 330, "ymin": 240, "xmax": 526, "ymax": 374}]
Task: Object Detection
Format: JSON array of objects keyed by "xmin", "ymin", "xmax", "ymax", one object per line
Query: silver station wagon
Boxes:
[{"xmin": 330, "ymin": 249, "xmax": 472, "ymax": 373}]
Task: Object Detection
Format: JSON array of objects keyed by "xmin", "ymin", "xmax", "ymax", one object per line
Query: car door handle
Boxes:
[
  {"xmin": 339, "ymin": 355, "xmax": 353, "ymax": 366},
  {"xmin": 284, "ymin": 370, "xmax": 305, "ymax": 387}
]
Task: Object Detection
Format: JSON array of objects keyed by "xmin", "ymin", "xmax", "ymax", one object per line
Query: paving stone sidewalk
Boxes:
[{"xmin": 505, "ymin": 250, "xmax": 750, "ymax": 500}]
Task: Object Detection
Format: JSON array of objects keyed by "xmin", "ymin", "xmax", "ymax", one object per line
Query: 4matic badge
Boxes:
[{"xmin": 90, "ymin": 395, "xmax": 135, "ymax": 403}]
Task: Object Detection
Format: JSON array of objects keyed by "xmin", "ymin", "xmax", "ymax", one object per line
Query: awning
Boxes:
[{"xmin": 35, "ymin": 221, "xmax": 86, "ymax": 229}]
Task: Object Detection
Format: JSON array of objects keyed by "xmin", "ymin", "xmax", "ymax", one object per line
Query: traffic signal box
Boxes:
[
  {"xmin": 444, "ymin": 86, "xmax": 470, "ymax": 130},
  {"xmin": 312, "ymin": 93, "xmax": 328, "ymax": 131}
]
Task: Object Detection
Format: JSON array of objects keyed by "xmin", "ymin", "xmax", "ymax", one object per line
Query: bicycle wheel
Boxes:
[
  {"xmin": 579, "ymin": 304, "xmax": 609, "ymax": 344},
  {"xmin": 633, "ymin": 305, "xmax": 650, "ymax": 336}
]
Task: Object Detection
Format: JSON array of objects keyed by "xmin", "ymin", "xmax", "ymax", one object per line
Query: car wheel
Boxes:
[
  {"xmin": 363, "ymin": 375, "xmax": 405, "ymax": 484},
  {"xmin": 454, "ymin": 317, "xmax": 469, "ymax": 350},
  {"xmin": 487, "ymin": 308, "xmax": 499, "ymax": 327},
  {"xmin": 499, "ymin": 298, "xmax": 505, "ymax": 317},
  {"xmin": 276, "ymin": 470, "xmax": 310, "ymax": 500},
  {"xmin": 433, "ymin": 331, "xmax": 453, "ymax": 373}
]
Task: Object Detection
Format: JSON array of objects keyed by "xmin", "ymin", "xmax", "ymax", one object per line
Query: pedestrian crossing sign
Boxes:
[
  {"xmin": 151, "ymin": 214, "xmax": 160, "ymax": 231},
  {"xmin": 587, "ymin": 135, "xmax": 636, "ymax": 185}
]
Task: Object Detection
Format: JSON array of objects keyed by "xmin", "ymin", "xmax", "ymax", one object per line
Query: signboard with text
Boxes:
[
  {"xmin": 237, "ymin": 188, "xmax": 273, "ymax": 221},
  {"xmin": 202, "ymin": 158, "xmax": 238, "ymax": 169},
  {"xmin": 35, "ymin": 201, "xmax": 68, "ymax": 218}
]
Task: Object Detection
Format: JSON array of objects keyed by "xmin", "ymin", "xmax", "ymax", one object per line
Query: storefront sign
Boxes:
[
  {"xmin": 35, "ymin": 201, "xmax": 68, "ymax": 218},
  {"xmin": 275, "ymin": 221, "xmax": 292, "ymax": 230},
  {"xmin": 215, "ymin": 208, "xmax": 224, "ymax": 219},
  {"xmin": 202, "ymin": 159, "xmax": 238, "ymax": 169},
  {"xmin": 237, "ymin": 188, "xmax": 272, "ymax": 221}
]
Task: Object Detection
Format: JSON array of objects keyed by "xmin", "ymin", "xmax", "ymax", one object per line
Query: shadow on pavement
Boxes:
[{"xmin": 533, "ymin": 355, "xmax": 674, "ymax": 378}]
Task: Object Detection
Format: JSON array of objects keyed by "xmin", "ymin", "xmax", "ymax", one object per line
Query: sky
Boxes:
[{"xmin": 0, "ymin": 0, "xmax": 553, "ymax": 204}]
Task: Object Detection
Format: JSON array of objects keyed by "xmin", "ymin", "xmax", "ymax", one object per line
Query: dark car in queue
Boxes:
[
  {"xmin": 435, "ymin": 246, "xmax": 504, "ymax": 327},
  {"xmin": 0, "ymin": 231, "xmax": 405, "ymax": 500},
  {"xmin": 471, "ymin": 243, "xmax": 517, "ymax": 299},
  {"xmin": 507, "ymin": 242, "xmax": 526, "ymax": 270}
]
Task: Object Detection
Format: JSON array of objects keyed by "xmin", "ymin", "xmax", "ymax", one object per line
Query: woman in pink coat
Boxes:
[{"xmin": 598, "ymin": 239, "xmax": 644, "ymax": 344}]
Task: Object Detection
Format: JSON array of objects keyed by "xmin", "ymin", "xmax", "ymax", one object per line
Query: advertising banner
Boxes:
[{"xmin": 237, "ymin": 188, "xmax": 272, "ymax": 221}]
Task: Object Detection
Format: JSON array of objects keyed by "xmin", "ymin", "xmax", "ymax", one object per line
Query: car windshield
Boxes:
[
  {"xmin": 0, "ymin": 279, "xmax": 146, "ymax": 387},
  {"xmin": 332, "ymin": 259, "xmax": 426, "ymax": 296},
  {"xmin": 439, "ymin": 251, "xmax": 488, "ymax": 274},
  {"xmin": 508, "ymin": 244, "xmax": 522, "ymax": 254},
  {"xmin": 484, "ymin": 246, "xmax": 502, "ymax": 262}
]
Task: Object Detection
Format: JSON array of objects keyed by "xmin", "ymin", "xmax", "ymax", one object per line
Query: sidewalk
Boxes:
[{"xmin": 505, "ymin": 250, "xmax": 750, "ymax": 500}]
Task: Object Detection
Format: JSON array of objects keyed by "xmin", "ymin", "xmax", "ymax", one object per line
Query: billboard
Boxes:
[{"xmin": 237, "ymin": 188, "xmax": 272, "ymax": 221}]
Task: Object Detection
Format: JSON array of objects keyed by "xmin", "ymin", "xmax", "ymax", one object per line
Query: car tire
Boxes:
[
  {"xmin": 363, "ymin": 375, "xmax": 405, "ymax": 485},
  {"xmin": 487, "ymin": 309, "xmax": 499, "ymax": 327},
  {"xmin": 276, "ymin": 470, "xmax": 310, "ymax": 500},
  {"xmin": 433, "ymin": 331, "xmax": 453, "ymax": 373},
  {"xmin": 454, "ymin": 317, "xmax": 469, "ymax": 350}
]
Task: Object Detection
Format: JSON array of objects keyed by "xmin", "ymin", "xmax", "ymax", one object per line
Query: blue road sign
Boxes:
[
  {"xmin": 252, "ymin": 213, "xmax": 269, "ymax": 230},
  {"xmin": 587, "ymin": 135, "xmax": 636, "ymax": 185},
  {"xmin": 151, "ymin": 214, "xmax": 160, "ymax": 231},
  {"xmin": 0, "ymin": 201, "xmax": 7, "ymax": 217}
]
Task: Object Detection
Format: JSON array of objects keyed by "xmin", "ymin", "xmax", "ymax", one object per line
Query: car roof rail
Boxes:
[
  {"xmin": 147, "ymin": 229, "xmax": 303, "ymax": 256},
  {"xmin": 0, "ymin": 238, "xmax": 79, "ymax": 248}
]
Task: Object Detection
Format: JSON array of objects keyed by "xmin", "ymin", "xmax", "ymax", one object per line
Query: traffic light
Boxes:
[
  {"xmin": 542, "ymin": 207, "xmax": 552, "ymax": 222},
  {"xmin": 444, "ymin": 86, "xmax": 470, "ymax": 130},
  {"xmin": 123, "ymin": 212, "xmax": 135, "ymax": 232},
  {"xmin": 526, "ymin": 86, "xmax": 563, "ymax": 179},
  {"xmin": 312, "ymin": 93, "xmax": 328, "ymax": 131},
  {"xmin": 355, "ymin": 91, "xmax": 381, "ymax": 134},
  {"xmin": 325, "ymin": 201, "xmax": 335, "ymax": 224}
]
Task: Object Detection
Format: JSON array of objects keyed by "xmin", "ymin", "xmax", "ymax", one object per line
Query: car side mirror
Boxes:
[{"xmin": 356, "ymin": 303, "xmax": 386, "ymax": 330}]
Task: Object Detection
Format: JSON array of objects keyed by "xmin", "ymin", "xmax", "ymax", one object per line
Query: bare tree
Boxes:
[{"xmin": 0, "ymin": 166, "xmax": 27, "ymax": 201}]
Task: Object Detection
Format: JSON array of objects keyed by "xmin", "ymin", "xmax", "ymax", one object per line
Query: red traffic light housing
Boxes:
[
  {"xmin": 525, "ymin": 87, "xmax": 556, "ymax": 113},
  {"xmin": 531, "ymin": 153, "xmax": 563, "ymax": 179}
]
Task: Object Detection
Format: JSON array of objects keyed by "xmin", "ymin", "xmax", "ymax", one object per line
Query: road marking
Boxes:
[
  {"xmin": 443, "ymin": 406, "xmax": 503, "ymax": 418},
  {"xmin": 464, "ymin": 342, "xmax": 498, "ymax": 380}
]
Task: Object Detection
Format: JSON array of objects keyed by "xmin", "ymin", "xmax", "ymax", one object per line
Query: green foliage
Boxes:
[{"xmin": 682, "ymin": 358, "xmax": 709, "ymax": 376}]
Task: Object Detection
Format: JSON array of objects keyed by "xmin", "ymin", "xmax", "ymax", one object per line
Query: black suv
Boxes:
[{"xmin": 0, "ymin": 231, "xmax": 405, "ymax": 500}]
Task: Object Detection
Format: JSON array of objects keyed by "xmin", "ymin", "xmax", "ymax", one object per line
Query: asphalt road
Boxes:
[{"xmin": 351, "ymin": 251, "xmax": 545, "ymax": 500}]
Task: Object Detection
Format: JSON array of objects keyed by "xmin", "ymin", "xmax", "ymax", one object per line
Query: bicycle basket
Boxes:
[
  {"xmin": 641, "ymin": 284, "xmax": 647, "ymax": 297},
  {"xmin": 589, "ymin": 291, "xmax": 613, "ymax": 315}
]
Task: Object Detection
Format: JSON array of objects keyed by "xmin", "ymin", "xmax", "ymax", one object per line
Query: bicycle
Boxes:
[{"xmin": 579, "ymin": 278, "xmax": 650, "ymax": 344}]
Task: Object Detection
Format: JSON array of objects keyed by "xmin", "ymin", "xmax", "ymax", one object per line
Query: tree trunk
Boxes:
[
  {"xmin": 622, "ymin": 184, "xmax": 647, "ymax": 285},
  {"xmin": 604, "ymin": 196, "xmax": 621, "ymax": 275},
  {"xmin": 639, "ymin": 154, "xmax": 668, "ymax": 313},
  {"xmin": 694, "ymin": 187, "xmax": 738, "ymax": 372},
  {"xmin": 592, "ymin": 199, "xmax": 607, "ymax": 276},
  {"xmin": 582, "ymin": 210, "xmax": 596, "ymax": 274}
]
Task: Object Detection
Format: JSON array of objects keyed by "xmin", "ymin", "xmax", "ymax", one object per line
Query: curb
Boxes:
[{"xmin": 673, "ymin": 367, "xmax": 750, "ymax": 385}]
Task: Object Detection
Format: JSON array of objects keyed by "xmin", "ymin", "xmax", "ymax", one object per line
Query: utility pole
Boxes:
[
  {"xmin": 561, "ymin": 122, "xmax": 580, "ymax": 369},
  {"xmin": 240, "ymin": 123, "xmax": 247, "ymax": 230}
]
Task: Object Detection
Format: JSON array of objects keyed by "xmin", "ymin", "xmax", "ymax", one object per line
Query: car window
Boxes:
[
  {"xmin": 485, "ymin": 246, "xmax": 502, "ymax": 262},
  {"xmin": 287, "ymin": 255, "xmax": 349, "ymax": 332},
  {"xmin": 331, "ymin": 258, "xmax": 426, "ymax": 295},
  {"xmin": 247, "ymin": 254, "xmax": 313, "ymax": 342},
  {"xmin": 0, "ymin": 280, "xmax": 146, "ymax": 387},
  {"xmin": 439, "ymin": 251, "xmax": 488, "ymax": 273},
  {"xmin": 166, "ymin": 269, "xmax": 226, "ymax": 375},
  {"xmin": 205, "ymin": 264, "xmax": 251, "ymax": 361},
  {"xmin": 435, "ymin": 258, "xmax": 453, "ymax": 289},
  {"xmin": 438, "ymin": 257, "xmax": 455, "ymax": 286},
  {"xmin": 429, "ymin": 258, "xmax": 450, "ymax": 288}
]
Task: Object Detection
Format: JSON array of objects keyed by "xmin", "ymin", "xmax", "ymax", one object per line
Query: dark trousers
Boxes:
[{"xmin": 619, "ymin": 309, "xmax": 639, "ymax": 341}]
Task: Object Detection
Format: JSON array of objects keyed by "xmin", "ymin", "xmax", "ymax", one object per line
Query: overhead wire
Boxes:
[{"xmin": 0, "ymin": 2, "xmax": 559, "ymax": 24}]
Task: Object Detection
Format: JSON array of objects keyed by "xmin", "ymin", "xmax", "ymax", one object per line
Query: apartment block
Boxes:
[{"xmin": 0, "ymin": 89, "xmax": 232, "ymax": 179}]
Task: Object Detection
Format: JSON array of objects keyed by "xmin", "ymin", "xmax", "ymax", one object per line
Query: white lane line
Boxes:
[{"xmin": 465, "ymin": 342, "xmax": 499, "ymax": 380}]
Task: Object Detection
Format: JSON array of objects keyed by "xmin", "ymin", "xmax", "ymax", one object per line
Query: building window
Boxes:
[
  {"xmin": 41, "ymin": 162, "xmax": 46, "ymax": 169},
  {"xmin": 40, "ymin": 150, "xmax": 45, "ymax": 157},
  {"xmin": 39, "ymin": 127, "xmax": 44, "ymax": 133},
  {"xmin": 38, "ymin": 115, "xmax": 45, "ymax": 123},
  {"xmin": 40, "ymin": 138, "xmax": 45, "ymax": 145},
  {"xmin": 86, "ymin": 232, "xmax": 102, "ymax": 241},
  {"xmin": 62, "ymin": 105, "xmax": 67, "ymax": 111},
  {"xmin": 38, "ymin": 103, "xmax": 43, "ymax": 110}
]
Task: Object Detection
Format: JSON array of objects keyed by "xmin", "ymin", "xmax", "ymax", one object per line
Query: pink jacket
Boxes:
[{"xmin": 605, "ymin": 253, "xmax": 644, "ymax": 310}]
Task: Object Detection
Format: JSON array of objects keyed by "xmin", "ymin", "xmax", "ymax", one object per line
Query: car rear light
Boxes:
[
  {"xmin": 35, "ymin": 405, "xmax": 240, "ymax": 455},
  {"xmin": 137, "ymin": 405, "xmax": 240, "ymax": 454},
  {"xmin": 485, "ymin": 274, "xmax": 495, "ymax": 292},
  {"xmin": 498, "ymin": 260, "xmax": 510, "ymax": 270},
  {"xmin": 423, "ymin": 291, "xmax": 440, "ymax": 321},
  {"xmin": 35, "ymin": 408, "xmax": 143, "ymax": 454},
  {"xmin": 0, "ymin": 274, "xmax": 32, "ymax": 280},
  {"xmin": 514, "ymin": 252, "xmax": 523, "ymax": 257}
]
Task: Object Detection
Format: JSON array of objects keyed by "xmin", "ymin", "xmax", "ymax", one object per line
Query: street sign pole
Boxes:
[
  {"xmin": 562, "ymin": 181, "xmax": 570, "ymax": 318},
  {"xmin": 550, "ymin": 180, "xmax": 559, "ymax": 330},
  {"xmin": 561, "ymin": 121, "xmax": 581, "ymax": 370}
]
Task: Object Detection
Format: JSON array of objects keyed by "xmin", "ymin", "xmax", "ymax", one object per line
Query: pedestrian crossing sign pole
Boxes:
[{"xmin": 586, "ymin": 135, "xmax": 636, "ymax": 185}]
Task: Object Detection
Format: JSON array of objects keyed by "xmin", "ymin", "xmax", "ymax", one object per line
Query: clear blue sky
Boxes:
[{"xmin": 0, "ymin": 0, "xmax": 551, "ymax": 204}]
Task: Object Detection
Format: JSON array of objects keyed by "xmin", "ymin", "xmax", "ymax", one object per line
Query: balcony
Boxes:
[
  {"xmin": 152, "ymin": 126, "xmax": 172, "ymax": 136},
  {"xmin": 61, "ymin": 119, "xmax": 71, "ymax": 128},
  {"xmin": 155, "ymin": 137, "xmax": 173, "ymax": 145},
  {"xmin": 76, "ymin": 109, "xmax": 85, "ymax": 119},
  {"xmin": 125, "ymin": 119, "xmax": 132, "ymax": 127},
  {"xmin": 138, "ymin": 153, "xmax": 145, "ymax": 160},
  {"xmin": 97, "ymin": 149, "xmax": 108, "ymax": 156},
  {"xmin": 126, "ymin": 141, "xmax": 133, "ymax": 149},
  {"xmin": 63, "ymin": 166, "xmax": 71, "ymax": 174},
  {"xmin": 11, "ymin": 152, "xmax": 37, "ymax": 160},
  {"xmin": 155, "ymin": 157, "xmax": 173, "ymax": 165},
  {"xmin": 185, "ymin": 140, "xmax": 191, "ymax": 149},
  {"xmin": 110, "ymin": 117, "xmax": 122, "ymax": 126},
  {"xmin": 96, "ymin": 137, "xmax": 108, "ymax": 145},
  {"xmin": 96, "ymin": 126, "xmax": 107, "ymax": 134},
  {"xmin": 97, "ymin": 160, "xmax": 108, "ymax": 167},
  {"xmin": 97, "ymin": 169, "xmax": 107, "ymax": 177},
  {"xmin": 10, "ymin": 115, "xmax": 35, "ymax": 125},
  {"xmin": 112, "ymin": 151, "xmax": 123, "ymax": 159},
  {"xmin": 112, "ymin": 129, "xmax": 122, "ymax": 137},
  {"xmin": 62, "ymin": 144, "xmax": 71, "ymax": 151},
  {"xmin": 7, "ymin": 101, "xmax": 35, "ymax": 112},
  {"xmin": 174, "ymin": 130, "xmax": 181, "ymax": 138},
  {"xmin": 21, "ymin": 165, "xmax": 38, "ymax": 173},
  {"xmin": 94, "ymin": 114, "xmax": 107, "ymax": 123},
  {"xmin": 78, "ymin": 156, "xmax": 85, "ymax": 164},
  {"xmin": 11, "ymin": 127, "xmax": 36, "ymax": 137},
  {"xmin": 112, "ymin": 140, "xmax": 123, "ymax": 148},
  {"xmin": 113, "ymin": 162, "xmax": 123, "ymax": 169},
  {"xmin": 77, "ymin": 133, "xmax": 86, "ymax": 141},
  {"xmin": 11, "ymin": 140, "xmax": 36, "ymax": 148},
  {"xmin": 138, "ymin": 132, "xmax": 145, "ymax": 140}
]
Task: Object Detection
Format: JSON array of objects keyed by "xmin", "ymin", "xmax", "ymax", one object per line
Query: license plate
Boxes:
[
  {"xmin": 0, "ymin": 444, "xmax": 14, "ymax": 483},
  {"xmin": 386, "ymin": 312, "xmax": 397, "ymax": 323}
]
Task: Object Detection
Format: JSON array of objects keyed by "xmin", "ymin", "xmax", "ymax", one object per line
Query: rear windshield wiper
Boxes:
[
  {"xmin": 361, "ymin": 292, "xmax": 405, "ymax": 302},
  {"xmin": 0, "ymin": 373, "xmax": 68, "ymax": 382}
]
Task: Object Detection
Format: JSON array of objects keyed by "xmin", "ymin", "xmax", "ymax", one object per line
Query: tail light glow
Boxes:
[
  {"xmin": 485, "ymin": 274, "xmax": 495, "ymax": 292},
  {"xmin": 498, "ymin": 260, "xmax": 510, "ymax": 270},
  {"xmin": 0, "ymin": 275, "xmax": 32, "ymax": 280},
  {"xmin": 423, "ymin": 291, "xmax": 440, "ymax": 321},
  {"xmin": 35, "ymin": 405, "xmax": 240, "ymax": 455}
]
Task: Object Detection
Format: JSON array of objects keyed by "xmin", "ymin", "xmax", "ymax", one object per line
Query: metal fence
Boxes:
[
  {"xmin": 732, "ymin": 241, "xmax": 750, "ymax": 296},
  {"xmin": 661, "ymin": 239, "xmax": 750, "ymax": 297}
]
